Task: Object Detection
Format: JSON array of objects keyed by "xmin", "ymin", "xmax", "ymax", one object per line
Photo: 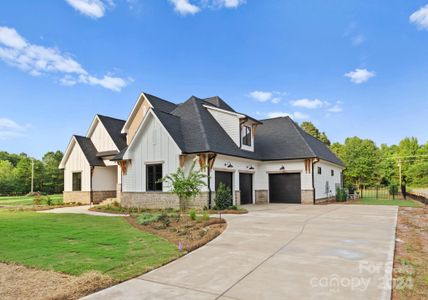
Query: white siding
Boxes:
[
  {"xmin": 92, "ymin": 166, "xmax": 117, "ymax": 191},
  {"xmin": 89, "ymin": 119, "xmax": 117, "ymax": 152},
  {"xmin": 122, "ymin": 114, "xmax": 181, "ymax": 192},
  {"xmin": 206, "ymin": 108, "xmax": 240, "ymax": 146},
  {"xmin": 314, "ymin": 160, "xmax": 343, "ymax": 199},
  {"xmin": 63, "ymin": 142, "xmax": 91, "ymax": 191}
]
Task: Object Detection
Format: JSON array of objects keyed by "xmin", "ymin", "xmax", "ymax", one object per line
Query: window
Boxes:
[
  {"xmin": 72, "ymin": 172, "xmax": 82, "ymax": 191},
  {"xmin": 317, "ymin": 167, "xmax": 322, "ymax": 174},
  {"xmin": 242, "ymin": 126, "xmax": 252, "ymax": 146},
  {"xmin": 331, "ymin": 169, "xmax": 334, "ymax": 176},
  {"xmin": 146, "ymin": 164, "xmax": 163, "ymax": 191}
]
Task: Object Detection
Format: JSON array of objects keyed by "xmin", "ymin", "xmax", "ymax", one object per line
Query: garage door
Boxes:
[
  {"xmin": 215, "ymin": 171, "xmax": 233, "ymax": 196},
  {"xmin": 269, "ymin": 173, "xmax": 301, "ymax": 203},
  {"xmin": 239, "ymin": 173, "xmax": 253, "ymax": 204}
]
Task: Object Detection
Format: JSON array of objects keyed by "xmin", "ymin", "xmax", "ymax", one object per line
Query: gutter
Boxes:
[{"xmin": 90, "ymin": 166, "xmax": 94, "ymax": 207}]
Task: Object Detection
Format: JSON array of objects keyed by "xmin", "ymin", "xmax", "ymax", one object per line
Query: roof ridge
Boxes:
[
  {"xmin": 96, "ymin": 114, "xmax": 126, "ymax": 122},
  {"xmin": 288, "ymin": 118, "xmax": 317, "ymax": 157},
  {"xmin": 153, "ymin": 108, "xmax": 180, "ymax": 118},
  {"xmin": 144, "ymin": 92, "xmax": 177, "ymax": 106}
]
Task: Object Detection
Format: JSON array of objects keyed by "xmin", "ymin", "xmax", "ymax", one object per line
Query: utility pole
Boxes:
[{"xmin": 31, "ymin": 158, "xmax": 34, "ymax": 193}]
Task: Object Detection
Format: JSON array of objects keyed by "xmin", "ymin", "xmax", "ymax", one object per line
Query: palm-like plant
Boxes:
[{"xmin": 162, "ymin": 159, "xmax": 207, "ymax": 211}]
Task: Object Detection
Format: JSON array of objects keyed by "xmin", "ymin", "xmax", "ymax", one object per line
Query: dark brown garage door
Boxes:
[
  {"xmin": 239, "ymin": 173, "xmax": 253, "ymax": 204},
  {"xmin": 215, "ymin": 171, "xmax": 233, "ymax": 196},
  {"xmin": 269, "ymin": 173, "xmax": 301, "ymax": 203}
]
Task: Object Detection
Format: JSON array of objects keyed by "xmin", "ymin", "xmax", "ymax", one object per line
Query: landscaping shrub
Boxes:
[
  {"xmin": 137, "ymin": 213, "xmax": 161, "ymax": 225},
  {"xmin": 32, "ymin": 195, "xmax": 42, "ymax": 205},
  {"xmin": 336, "ymin": 188, "xmax": 347, "ymax": 202},
  {"xmin": 46, "ymin": 196, "xmax": 53, "ymax": 206},
  {"xmin": 229, "ymin": 205, "xmax": 238, "ymax": 210},
  {"xmin": 189, "ymin": 209, "xmax": 196, "ymax": 221},
  {"xmin": 202, "ymin": 211, "xmax": 209, "ymax": 221},
  {"xmin": 158, "ymin": 212, "xmax": 171, "ymax": 227},
  {"xmin": 214, "ymin": 183, "xmax": 232, "ymax": 210}
]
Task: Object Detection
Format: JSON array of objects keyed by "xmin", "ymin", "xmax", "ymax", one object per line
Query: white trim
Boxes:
[
  {"xmin": 123, "ymin": 109, "xmax": 182, "ymax": 160},
  {"xmin": 58, "ymin": 136, "xmax": 91, "ymax": 169},
  {"xmin": 121, "ymin": 92, "xmax": 153, "ymax": 134},
  {"xmin": 144, "ymin": 160, "xmax": 165, "ymax": 165},
  {"xmin": 203, "ymin": 105, "xmax": 245, "ymax": 118},
  {"xmin": 266, "ymin": 170, "xmax": 303, "ymax": 174}
]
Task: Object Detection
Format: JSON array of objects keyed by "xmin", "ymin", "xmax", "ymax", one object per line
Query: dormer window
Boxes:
[{"xmin": 242, "ymin": 125, "xmax": 252, "ymax": 146}]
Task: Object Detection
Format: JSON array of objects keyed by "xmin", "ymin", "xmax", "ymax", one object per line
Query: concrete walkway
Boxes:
[
  {"xmin": 83, "ymin": 204, "xmax": 398, "ymax": 300},
  {"xmin": 38, "ymin": 205, "xmax": 128, "ymax": 217}
]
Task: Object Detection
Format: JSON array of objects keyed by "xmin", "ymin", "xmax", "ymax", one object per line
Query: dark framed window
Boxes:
[
  {"xmin": 72, "ymin": 172, "xmax": 82, "ymax": 191},
  {"xmin": 242, "ymin": 126, "xmax": 252, "ymax": 146},
  {"xmin": 317, "ymin": 167, "xmax": 322, "ymax": 175},
  {"xmin": 146, "ymin": 164, "xmax": 163, "ymax": 191},
  {"xmin": 331, "ymin": 169, "xmax": 334, "ymax": 176}
]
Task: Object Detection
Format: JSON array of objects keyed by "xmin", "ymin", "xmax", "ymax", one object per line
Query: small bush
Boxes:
[
  {"xmin": 202, "ymin": 211, "xmax": 209, "ymax": 221},
  {"xmin": 228, "ymin": 205, "xmax": 238, "ymax": 210},
  {"xmin": 389, "ymin": 184, "xmax": 399, "ymax": 197},
  {"xmin": 214, "ymin": 183, "xmax": 232, "ymax": 210},
  {"xmin": 335, "ymin": 188, "xmax": 347, "ymax": 202},
  {"xmin": 46, "ymin": 196, "xmax": 53, "ymax": 206},
  {"xmin": 33, "ymin": 195, "xmax": 42, "ymax": 205},
  {"xmin": 158, "ymin": 212, "xmax": 171, "ymax": 227},
  {"xmin": 189, "ymin": 209, "xmax": 196, "ymax": 221},
  {"xmin": 137, "ymin": 213, "xmax": 161, "ymax": 225}
]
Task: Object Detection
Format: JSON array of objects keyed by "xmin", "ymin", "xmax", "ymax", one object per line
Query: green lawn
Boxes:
[
  {"xmin": 0, "ymin": 194, "xmax": 63, "ymax": 206},
  {"xmin": 353, "ymin": 197, "xmax": 423, "ymax": 207},
  {"xmin": 0, "ymin": 210, "xmax": 180, "ymax": 281}
]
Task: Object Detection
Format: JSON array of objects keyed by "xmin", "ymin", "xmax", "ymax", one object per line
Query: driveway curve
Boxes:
[{"xmin": 84, "ymin": 204, "xmax": 397, "ymax": 300}]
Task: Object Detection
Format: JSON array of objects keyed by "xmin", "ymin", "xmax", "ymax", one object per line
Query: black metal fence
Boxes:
[{"xmin": 360, "ymin": 186, "xmax": 405, "ymax": 200}]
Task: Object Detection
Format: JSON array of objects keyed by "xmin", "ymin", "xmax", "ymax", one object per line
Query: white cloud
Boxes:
[
  {"xmin": 266, "ymin": 111, "xmax": 309, "ymax": 120},
  {"xmin": 0, "ymin": 118, "xmax": 29, "ymax": 140},
  {"xmin": 249, "ymin": 90, "xmax": 273, "ymax": 102},
  {"xmin": 169, "ymin": 0, "xmax": 201, "ymax": 15},
  {"xmin": 344, "ymin": 68, "xmax": 375, "ymax": 84},
  {"xmin": 0, "ymin": 26, "xmax": 128, "ymax": 91},
  {"xmin": 213, "ymin": 0, "xmax": 246, "ymax": 8},
  {"xmin": 290, "ymin": 98, "xmax": 327, "ymax": 109},
  {"xmin": 65, "ymin": 0, "xmax": 114, "ymax": 18},
  {"xmin": 410, "ymin": 4, "xmax": 428, "ymax": 31},
  {"xmin": 327, "ymin": 103, "xmax": 343, "ymax": 113},
  {"xmin": 271, "ymin": 97, "xmax": 281, "ymax": 104}
]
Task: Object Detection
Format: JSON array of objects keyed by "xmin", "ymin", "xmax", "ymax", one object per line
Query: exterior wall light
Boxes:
[
  {"xmin": 224, "ymin": 162, "xmax": 233, "ymax": 168},
  {"xmin": 280, "ymin": 165, "xmax": 285, "ymax": 171}
]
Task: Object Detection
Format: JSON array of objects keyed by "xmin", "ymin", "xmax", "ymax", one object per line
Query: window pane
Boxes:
[
  {"xmin": 72, "ymin": 172, "xmax": 81, "ymax": 191},
  {"xmin": 146, "ymin": 164, "xmax": 162, "ymax": 191},
  {"xmin": 242, "ymin": 126, "xmax": 251, "ymax": 146}
]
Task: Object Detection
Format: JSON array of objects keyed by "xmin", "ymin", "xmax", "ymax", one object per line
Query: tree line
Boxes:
[
  {"xmin": 0, "ymin": 151, "xmax": 64, "ymax": 195},
  {"xmin": 301, "ymin": 122, "xmax": 428, "ymax": 189}
]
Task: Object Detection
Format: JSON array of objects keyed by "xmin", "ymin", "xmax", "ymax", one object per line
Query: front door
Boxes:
[{"xmin": 239, "ymin": 173, "xmax": 253, "ymax": 204}]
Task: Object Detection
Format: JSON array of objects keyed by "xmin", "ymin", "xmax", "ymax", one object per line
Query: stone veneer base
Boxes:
[
  {"xmin": 120, "ymin": 192, "xmax": 209, "ymax": 209},
  {"xmin": 255, "ymin": 190, "xmax": 268, "ymax": 204},
  {"xmin": 63, "ymin": 191, "xmax": 116, "ymax": 204}
]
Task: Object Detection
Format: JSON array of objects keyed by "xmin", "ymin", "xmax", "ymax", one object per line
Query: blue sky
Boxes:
[{"xmin": 1, "ymin": 0, "xmax": 428, "ymax": 158}]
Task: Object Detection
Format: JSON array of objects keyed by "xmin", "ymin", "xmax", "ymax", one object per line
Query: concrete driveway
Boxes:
[{"xmin": 83, "ymin": 204, "xmax": 397, "ymax": 300}]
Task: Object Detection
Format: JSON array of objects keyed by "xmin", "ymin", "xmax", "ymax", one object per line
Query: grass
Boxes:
[
  {"xmin": 0, "ymin": 194, "xmax": 63, "ymax": 206},
  {"xmin": 352, "ymin": 197, "xmax": 423, "ymax": 207},
  {"xmin": 0, "ymin": 210, "xmax": 180, "ymax": 281}
]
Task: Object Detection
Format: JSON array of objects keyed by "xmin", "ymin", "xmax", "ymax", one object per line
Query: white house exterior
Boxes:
[{"xmin": 60, "ymin": 92, "xmax": 345, "ymax": 207}]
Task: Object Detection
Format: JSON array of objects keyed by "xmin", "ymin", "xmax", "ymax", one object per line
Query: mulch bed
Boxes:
[
  {"xmin": 125, "ymin": 215, "xmax": 226, "ymax": 252},
  {"xmin": 392, "ymin": 206, "xmax": 428, "ymax": 299}
]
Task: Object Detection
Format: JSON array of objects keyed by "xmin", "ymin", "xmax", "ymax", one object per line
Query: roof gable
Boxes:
[
  {"xmin": 96, "ymin": 115, "xmax": 127, "ymax": 150},
  {"xmin": 59, "ymin": 135, "xmax": 105, "ymax": 168}
]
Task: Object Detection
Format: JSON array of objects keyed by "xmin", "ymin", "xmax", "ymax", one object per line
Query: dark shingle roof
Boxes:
[
  {"xmin": 97, "ymin": 115, "xmax": 127, "ymax": 150},
  {"xmin": 74, "ymin": 135, "xmax": 105, "ymax": 166},
  {"xmin": 121, "ymin": 92, "xmax": 344, "ymax": 166},
  {"xmin": 111, "ymin": 146, "xmax": 128, "ymax": 161},
  {"xmin": 203, "ymin": 96, "xmax": 236, "ymax": 112},
  {"xmin": 145, "ymin": 93, "xmax": 177, "ymax": 113}
]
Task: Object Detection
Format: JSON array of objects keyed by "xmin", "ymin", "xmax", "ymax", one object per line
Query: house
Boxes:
[{"xmin": 59, "ymin": 92, "xmax": 345, "ymax": 207}]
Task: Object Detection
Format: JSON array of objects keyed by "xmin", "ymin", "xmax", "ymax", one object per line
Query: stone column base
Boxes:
[
  {"xmin": 255, "ymin": 190, "xmax": 268, "ymax": 204},
  {"xmin": 301, "ymin": 189, "xmax": 315, "ymax": 204},
  {"xmin": 235, "ymin": 190, "xmax": 241, "ymax": 206},
  {"xmin": 63, "ymin": 191, "xmax": 90, "ymax": 204}
]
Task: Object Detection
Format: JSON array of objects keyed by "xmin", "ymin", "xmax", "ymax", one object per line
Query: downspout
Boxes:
[
  {"xmin": 207, "ymin": 153, "xmax": 217, "ymax": 209},
  {"xmin": 90, "ymin": 166, "xmax": 94, "ymax": 207},
  {"xmin": 312, "ymin": 158, "xmax": 319, "ymax": 204}
]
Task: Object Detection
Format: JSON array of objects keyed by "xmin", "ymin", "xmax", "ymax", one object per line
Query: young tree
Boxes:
[
  {"xmin": 162, "ymin": 160, "xmax": 207, "ymax": 211},
  {"xmin": 0, "ymin": 160, "xmax": 15, "ymax": 194},
  {"xmin": 42, "ymin": 151, "xmax": 64, "ymax": 194}
]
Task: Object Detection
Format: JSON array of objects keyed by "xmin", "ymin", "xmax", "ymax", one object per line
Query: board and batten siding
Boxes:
[
  {"xmin": 314, "ymin": 160, "xmax": 343, "ymax": 199},
  {"xmin": 89, "ymin": 119, "xmax": 117, "ymax": 152},
  {"xmin": 122, "ymin": 114, "xmax": 181, "ymax": 192},
  {"xmin": 63, "ymin": 143, "xmax": 91, "ymax": 192},
  {"xmin": 206, "ymin": 108, "xmax": 240, "ymax": 146}
]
